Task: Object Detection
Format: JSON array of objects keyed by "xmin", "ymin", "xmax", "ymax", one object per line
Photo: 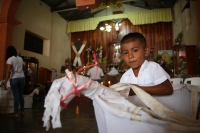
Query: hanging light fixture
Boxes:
[{"xmin": 100, "ymin": 7, "xmax": 112, "ymax": 32}]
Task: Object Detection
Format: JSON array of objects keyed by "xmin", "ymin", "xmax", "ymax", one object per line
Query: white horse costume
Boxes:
[{"xmin": 42, "ymin": 70, "xmax": 200, "ymax": 133}]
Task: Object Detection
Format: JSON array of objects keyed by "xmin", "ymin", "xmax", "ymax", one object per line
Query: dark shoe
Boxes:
[{"xmin": 8, "ymin": 113, "xmax": 18, "ymax": 118}]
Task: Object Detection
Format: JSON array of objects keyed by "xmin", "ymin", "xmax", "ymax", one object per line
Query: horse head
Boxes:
[
  {"xmin": 43, "ymin": 51, "xmax": 104, "ymax": 131},
  {"xmin": 60, "ymin": 69, "xmax": 96, "ymax": 108},
  {"xmin": 42, "ymin": 68, "xmax": 97, "ymax": 131}
]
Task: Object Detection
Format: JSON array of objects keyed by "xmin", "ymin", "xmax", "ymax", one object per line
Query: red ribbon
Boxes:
[
  {"xmin": 77, "ymin": 51, "xmax": 98, "ymax": 73},
  {"xmin": 60, "ymin": 51, "xmax": 98, "ymax": 108}
]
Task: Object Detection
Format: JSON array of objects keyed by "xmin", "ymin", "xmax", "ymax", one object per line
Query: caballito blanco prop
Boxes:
[{"xmin": 42, "ymin": 69, "xmax": 200, "ymax": 133}]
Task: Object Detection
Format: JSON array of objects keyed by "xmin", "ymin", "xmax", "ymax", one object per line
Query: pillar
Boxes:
[{"xmin": 0, "ymin": 0, "xmax": 21, "ymax": 79}]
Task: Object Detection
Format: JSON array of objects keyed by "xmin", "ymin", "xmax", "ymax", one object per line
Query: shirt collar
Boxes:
[
  {"xmin": 123, "ymin": 60, "xmax": 149, "ymax": 76},
  {"xmin": 140, "ymin": 60, "xmax": 149, "ymax": 71}
]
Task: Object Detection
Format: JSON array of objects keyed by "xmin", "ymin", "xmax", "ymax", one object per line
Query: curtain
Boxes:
[
  {"xmin": 71, "ymin": 20, "xmax": 173, "ymax": 66},
  {"xmin": 68, "ymin": 8, "xmax": 172, "ymax": 33}
]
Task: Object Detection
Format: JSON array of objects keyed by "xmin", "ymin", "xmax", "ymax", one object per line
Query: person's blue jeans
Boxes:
[{"xmin": 10, "ymin": 77, "xmax": 25, "ymax": 114}]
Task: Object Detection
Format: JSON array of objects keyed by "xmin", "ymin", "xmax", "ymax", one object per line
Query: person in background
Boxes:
[
  {"xmin": 3, "ymin": 46, "xmax": 25, "ymax": 117},
  {"xmin": 87, "ymin": 64, "xmax": 104, "ymax": 83},
  {"xmin": 120, "ymin": 32, "xmax": 173, "ymax": 95}
]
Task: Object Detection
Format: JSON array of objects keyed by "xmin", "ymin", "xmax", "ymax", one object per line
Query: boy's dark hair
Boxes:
[
  {"xmin": 6, "ymin": 46, "xmax": 17, "ymax": 60},
  {"xmin": 120, "ymin": 32, "xmax": 146, "ymax": 48}
]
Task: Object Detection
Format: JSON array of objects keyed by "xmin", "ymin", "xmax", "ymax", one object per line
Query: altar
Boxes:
[{"xmin": 100, "ymin": 74, "xmax": 122, "ymax": 86}]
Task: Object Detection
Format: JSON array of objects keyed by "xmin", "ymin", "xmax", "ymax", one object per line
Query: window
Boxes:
[{"xmin": 24, "ymin": 31, "xmax": 43, "ymax": 54}]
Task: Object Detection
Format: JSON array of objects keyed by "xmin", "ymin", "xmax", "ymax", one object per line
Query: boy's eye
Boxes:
[{"xmin": 132, "ymin": 49, "xmax": 138, "ymax": 53}]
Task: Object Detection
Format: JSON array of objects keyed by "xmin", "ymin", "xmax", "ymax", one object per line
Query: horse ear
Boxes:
[{"xmin": 65, "ymin": 69, "xmax": 75, "ymax": 82}]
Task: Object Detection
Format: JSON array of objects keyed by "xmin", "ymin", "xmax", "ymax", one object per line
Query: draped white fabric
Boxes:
[{"xmin": 43, "ymin": 73, "xmax": 200, "ymax": 132}]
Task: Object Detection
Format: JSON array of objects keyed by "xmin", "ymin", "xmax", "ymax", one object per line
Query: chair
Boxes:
[
  {"xmin": 170, "ymin": 78, "xmax": 183, "ymax": 84},
  {"xmin": 184, "ymin": 77, "xmax": 200, "ymax": 86}
]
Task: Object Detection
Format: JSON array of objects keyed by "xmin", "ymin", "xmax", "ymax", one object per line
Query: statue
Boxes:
[{"xmin": 86, "ymin": 40, "xmax": 92, "ymax": 65}]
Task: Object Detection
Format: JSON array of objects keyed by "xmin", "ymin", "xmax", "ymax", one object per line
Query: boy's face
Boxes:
[{"xmin": 121, "ymin": 40, "xmax": 149, "ymax": 71}]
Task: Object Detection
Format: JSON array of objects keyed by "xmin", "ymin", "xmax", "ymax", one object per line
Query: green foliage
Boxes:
[
  {"xmin": 65, "ymin": 58, "xmax": 71, "ymax": 63},
  {"xmin": 177, "ymin": 32, "xmax": 183, "ymax": 39},
  {"xmin": 119, "ymin": 59, "xmax": 124, "ymax": 65},
  {"xmin": 175, "ymin": 31, "xmax": 183, "ymax": 45},
  {"xmin": 153, "ymin": 54, "xmax": 174, "ymax": 76},
  {"xmin": 153, "ymin": 55, "xmax": 162, "ymax": 62}
]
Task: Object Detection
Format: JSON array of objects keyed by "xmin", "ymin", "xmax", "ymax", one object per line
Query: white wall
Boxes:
[
  {"xmin": 12, "ymin": 0, "xmax": 71, "ymax": 72},
  {"xmin": 50, "ymin": 12, "xmax": 71, "ymax": 72},
  {"xmin": 173, "ymin": 0, "xmax": 199, "ymax": 45}
]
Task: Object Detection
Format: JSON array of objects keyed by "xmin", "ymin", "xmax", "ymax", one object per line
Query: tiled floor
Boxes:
[{"xmin": 0, "ymin": 98, "xmax": 98, "ymax": 133}]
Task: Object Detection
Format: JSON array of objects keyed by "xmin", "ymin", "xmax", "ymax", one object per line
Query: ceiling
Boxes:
[{"xmin": 41, "ymin": 0, "xmax": 177, "ymax": 21}]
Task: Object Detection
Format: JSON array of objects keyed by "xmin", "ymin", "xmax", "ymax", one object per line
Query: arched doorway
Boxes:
[{"xmin": 0, "ymin": 0, "xmax": 21, "ymax": 79}]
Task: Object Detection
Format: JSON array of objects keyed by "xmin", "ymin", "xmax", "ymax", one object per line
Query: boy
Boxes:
[{"xmin": 120, "ymin": 32, "xmax": 173, "ymax": 95}]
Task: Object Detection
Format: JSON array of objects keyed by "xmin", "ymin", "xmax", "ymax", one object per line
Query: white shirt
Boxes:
[
  {"xmin": 87, "ymin": 66, "xmax": 104, "ymax": 80},
  {"xmin": 7, "ymin": 56, "xmax": 25, "ymax": 79},
  {"xmin": 120, "ymin": 60, "xmax": 170, "ymax": 86},
  {"xmin": 107, "ymin": 67, "xmax": 119, "ymax": 75}
]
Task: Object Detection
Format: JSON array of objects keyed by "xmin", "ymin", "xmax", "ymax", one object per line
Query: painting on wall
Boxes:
[
  {"xmin": 153, "ymin": 50, "xmax": 174, "ymax": 77},
  {"xmin": 158, "ymin": 50, "xmax": 173, "ymax": 64}
]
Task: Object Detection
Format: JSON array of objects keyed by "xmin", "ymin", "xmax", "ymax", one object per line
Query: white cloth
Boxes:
[
  {"xmin": 6, "ymin": 56, "xmax": 24, "ymax": 79},
  {"xmin": 127, "ymin": 84, "xmax": 200, "ymax": 117},
  {"xmin": 43, "ymin": 74, "xmax": 200, "ymax": 132},
  {"xmin": 29, "ymin": 88, "xmax": 39, "ymax": 96},
  {"xmin": 107, "ymin": 67, "xmax": 118, "ymax": 76},
  {"xmin": 87, "ymin": 66, "xmax": 104, "ymax": 80},
  {"xmin": 0, "ymin": 80, "xmax": 11, "ymax": 90},
  {"xmin": 0, "ymin": 86, "xmax": 12, "ymax": 99},
  {"xmin": 120, "ymin": 60, "xmax": 170, "ymax": 86},
  {"xmin": 72, "ymin": 43, "xmax": 85, "ymax": 66}
]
